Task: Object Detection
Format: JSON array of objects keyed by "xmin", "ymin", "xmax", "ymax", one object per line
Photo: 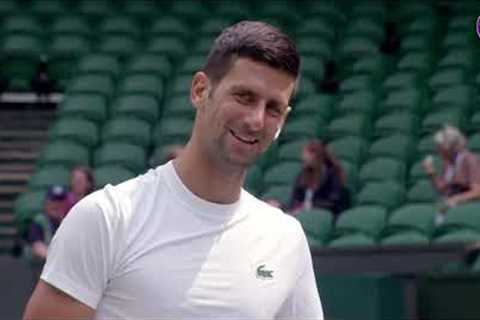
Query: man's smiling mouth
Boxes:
[{"xmin": 229, "ymin": 129, "xmax": 258, "ymax": 145}]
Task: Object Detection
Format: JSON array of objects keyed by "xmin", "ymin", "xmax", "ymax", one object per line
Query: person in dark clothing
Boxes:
[
  {"xmin": 25, "ymin": 185, "xmax": 68, "ymax": 262},
  {"xmin": 288, "ymin": 139, "xmax": 350, "ymax": 215},
  {"xmin": 31, "ymin": 57, "xmax": 56, "ymax": 102},
  {"xmin": 318, "ymin": 60, "xmax": 339, "ymax": 94},
  {"xmin": 380, "ymin": 22, "xmax": 401, "ymax": 55}
]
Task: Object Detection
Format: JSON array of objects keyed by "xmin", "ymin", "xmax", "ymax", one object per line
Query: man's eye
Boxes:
[{"xmin": 234, "ymin": 92, "xmax": 253, "ymax": 104}]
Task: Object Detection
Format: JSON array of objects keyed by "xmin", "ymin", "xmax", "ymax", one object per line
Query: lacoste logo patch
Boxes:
[{"xmin": 256, "ymin": 264, "xmax": 274, "ymax": 280}]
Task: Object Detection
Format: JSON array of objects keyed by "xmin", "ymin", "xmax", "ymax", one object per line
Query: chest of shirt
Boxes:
[{"xmin": 98, "ymin": 219, "xmax": 298, "ymax": 319}]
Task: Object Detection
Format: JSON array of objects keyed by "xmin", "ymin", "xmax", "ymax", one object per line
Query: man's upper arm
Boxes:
[{"xmin": 23, "ymin": 280, "xmax": 95, "ymax": 320}]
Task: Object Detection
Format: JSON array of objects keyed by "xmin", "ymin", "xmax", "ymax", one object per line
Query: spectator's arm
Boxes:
[
  {"xmin": 23, "ymin": 280, "xmax": 94, "ymax": 320},
  {"xmin": 31, "ymin": 241, "xmax": 48, "ymax": 260}
]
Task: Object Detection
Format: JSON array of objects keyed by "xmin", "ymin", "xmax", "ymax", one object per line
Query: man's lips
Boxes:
[{"xmin": 229, "ymin": 129, "xmax": 258, "ymax": 145}]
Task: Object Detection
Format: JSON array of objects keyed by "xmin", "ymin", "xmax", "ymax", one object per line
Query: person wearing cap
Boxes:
[{"xmin": 25, "ymin": 185, "xmax": 68, "ymax": 262}]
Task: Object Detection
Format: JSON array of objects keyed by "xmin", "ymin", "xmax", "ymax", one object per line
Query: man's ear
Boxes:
[{"xmin": 190, "ymin": 72, "xmax": 210, "ymax": 110}]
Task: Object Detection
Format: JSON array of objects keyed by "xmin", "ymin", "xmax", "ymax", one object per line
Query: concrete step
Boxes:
[
  {"xmin": 0, "ymin": 130, "xmax": 48, "ymax": 141},
  {"xmin": 0, "ymin": 164, "xmax": 35, "ymax": 173},
  {"xmin": 0, "ymin": 172, "xmax": 31, "ymax": 185},
  {"xmin": 0, "ymin": 226, "xmax": 17, "ymax": 238},
  {"xmin": 0, "ymin": 140, "xmax": 46, "ymax": 152},
  {"xmin": 0, "ymin": 239, "xmax": 15, "ymax": 255},
  {"xmin": 0, "ymin": 214, "xmax": 15, "ymax": 226},
  {"xmin": 0, "ymin": 201, "xmax": 13, "ymax": 214},
  {"xmin": 0, "ymin": 185, "xmax": 28, "ymax": 201},
  {"xmin": 0, "ymin": 150, "xmax": 39, "ymax": 162}
]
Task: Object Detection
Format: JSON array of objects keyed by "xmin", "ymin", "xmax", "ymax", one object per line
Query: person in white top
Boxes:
[{"xmin": 23, "ymin": 21, "xmax": 324, "ymax": 320}]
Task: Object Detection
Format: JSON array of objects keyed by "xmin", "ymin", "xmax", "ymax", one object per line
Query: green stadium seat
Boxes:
[
  {"xmin": 397, "ymin": 51, "xmax": 433, "ymax": 74},
  {"xmin": 435, "ymin": 202, "xmax": 480, "ymax": 235},
  {"xmin": 3, "ymin": 15, "xmax": 41, "ymax": 35},
  {"xmin": 277, "ymin": 140, "xmax": 308, "ymax": 162},
  {"xmin": 443, "ymin": 31, "xmax": 475, "ymax": 49},
  {"xmin": 339, "ymin": 74, "xmax": 373, "ymax": 94},
  {"xmin": 409, "ymin": 153, "xmax": 441, "ymax": 181},
  {"xmin": 152, "ymin": 117, "xmax": 193, "ymax": 147},
  {"xmin": 68, "ymin": 74, "xmax": 115, "ymax": 98},
  {"xmin": 297, "ymin": 37, "xmax": 332, "ymax": 59},
  {"xmin": 432, "ymin": 84, "xmax": 473, "ymax": 110},
  {"xmin": 448, "ymin": 15, "xmax": 476, "ymax": 31},
  {"xmin": 117, "ymin": 74, "xmax": 163, "ymax": 100},
  {"xmin": 305, "ymin": 3, "xmax": 345, "ymax": 24},
  {"xmin": 125, "ymin": 54, "xmax": 172, "ymax": 78},
  {"xmin": 422, "ymin": 108, "xmax": 464, "ymax": 134},
  {"xmin": 98, "ymin": 35, "xmax": 139, "ymax": 59},
  {"xmin": 29, "ymin": 0, "xmax": 66, "ymax": 19},
  {"xmin": 192, "ymin": 36, "xmax": 216, "ymax": 55},
  {"xmin": 327, "ymin": 113, "xmax": 371, "ymax": 139},
  {"xmin": 148, "ymin": 17, "xmax": 190, "ymax": 39},
  {"xmin": 368, "ymin": 134, "xmax": 415, "ymax": 162},
  {"xmin": 358, "ymin": 157, "xmax": 406, "ymax": 185},
  {"xmin": 94, "ymin": 142, "xmax": 146, "ymax": 174},
  {"xmin": 380, "ymin": 88, "xmax": 423, "ymax": 115},
  {"xmin": 49, "ymin": 118, "xmax": 99, "ymax": 148},
  {"xmin": 384, "ymin": 204, "xmax": 436, "ymax": 238},
  {"xmin": 98, "ymin": 16, "xmax": 141, "ymax": 37},
  {"xmin": 0, "ymin": 1, "xmax": 18, "ymax": 17},
  {"xmin": 122, "ymin": 0, "xmax": 159, "ymax": 18},
  {"xmin": 374, "ymin": 112, "xmax": 419, "ymax": 137},
  {"xmin": 93, "ymin": 165, "xmax": 136, "ymax": 188},
  {"xmin": 77, "ymin": 54, "xmax": 120, "ymax": 79},
  {"xmin": 336, "ymin": 90, "xmax": 376, "ymax": 116},
  {"xmin": 340, "ymin": 159, "xmax": 359, "ymax": 193},
  {"xmin": 406, "ymin": 179, "xmax": 438, "ymax": 203},
  {"xmin": 78, "ymin": 0, "xmax": 113, "ymax": 18},
  {"xmin": 260, "ymin": 185, "xmax": 293, "ymax": 209},
  {"xmin": 429, "ymin": 68, "xmax": 466, "ymax": 90},
  {"xmin": 170, "ymin": 0, "xmax": 209, "ymax": 20},
  {"xmin": 293, "ymin": 94, "xmax": 333, "ymax": 121},
  {"xmin": 434, "ymin": 229, "xmax": 480, "ymax": 244},
  {"xmin": 467, "ymin": 133, "xmax": 480, "ymax": 153},
  {"xmin": 50, "ymin": 16, "xmax": 92, "ymax": 37},
  {"xmin": 383, "ymin": 71, "xmax": 419, "ymax": 92},
  {"xmin": 299, "ymin": 56, "xmax": 324, "ymax": 82},
  {"xmin": 179, "ymin": 55, "xmax": 205, "ymax": 75},
  {"xmin": 296, "ymin": 208, "xmax": 334, "ymax": 247},
  {"xmin": 169, "ymin": 74, "xmax": 193, "ymax": 96},
  {"xmin": 281, "ymin": 117, "xmax": 321, "ymax": 142},
  {"xmin": 28, "ymin": 165, "xmax": 70, "ymax": 190},
  {"xmin": 58, "ymin": 93, "xmax": 108, "ymax": 124},
  {"xmin": 334, "ymin": 205, "xmax": 387, "ymax": 239},
  {"xmin": 401, "ymin": 35, "xmax": 431, "ymax": 52},
  {"xmin": 345, "ymin": 18, "xmax": 384, "ymax": 42},
  {"xmin": 147, "ymin": 36, "xmax": 187, "ymax": 59},
  {"xmin": 14, "ymin": 190, "xmax": 47, "ymax": 233},
  {"xmin": 111, "ymin": 94, "xmax": 160, "ymax": 124},
  {"xmin": 2, "ymin": 34, "xmax": 43, "ymax": 90},
  {"xmin": 339, "ymin": 36, "xmax": 378, "ymax": 59},
  {"xmin": 199, "ymin": 18, "xmax": 231, "ymax": 37},
  {"xmin": 381, "ymin": 231, "xmax": 430, "ymax": 246},
  {"xmin": 356, "ymin": 181, "xmax": 405, "ymax": 211},
  {"xmin": 415, "ymin": 134, "xmax": 438, "ymax": 159},
  {"xmin": 38, "ymin": 140, "xmax": 90, "ymax": 168},
  {"xmin": 438, "ymin": 48, "xmax": 475, "ymax": 69},
  {"xmin": 244, "ymin": 165, "xmax": 263, "ymax": 196},
  {"xmin": 101, "ymin": 117, "xmax": 151, "ymax": 148},
  {"xmin": 295, "ymin": 19, "xmax": 335, "ymax": 42},
  {"xmin": 263, "ymin": 161, "xmax": 302, "ymax": 187},
  {"xmin": 352, "ymin": 55, "xmax": 387, "ymax": 79},
  {"xmin": 162, "ymin": 95, "xmax": 195, "ymax": 119},
  {"xmin": 328, "ymin": 233, "xmax": 376, "ymax": 248},
  {"xmin": 328, "ymin": 136, "xmax": 367, "ymax": 165},
  {"xmin": 402, "ymin": 15, "xmax": 437, "ymax": 35}
]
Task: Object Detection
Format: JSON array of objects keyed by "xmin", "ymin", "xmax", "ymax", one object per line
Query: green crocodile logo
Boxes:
[{"xmin": 256, "ymin": 264, "xmax": 274, "ymax": 279}]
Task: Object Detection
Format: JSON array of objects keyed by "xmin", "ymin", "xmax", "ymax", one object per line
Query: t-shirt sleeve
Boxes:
[
  {"xmin": 275, "ymin": 229, "xmax": 324, "ymax": 320},
  {"xmin": 40, "ymin": 193, "xmax": 119, "ymax": 309},
  {"xmin": 27, "ymin": 222, "xmax": 44, "ymax": 244}
]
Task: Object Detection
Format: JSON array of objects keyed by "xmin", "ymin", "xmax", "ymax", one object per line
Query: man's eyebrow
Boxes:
[{"xmin": 230, "ymin": 85, "xmax": 288, "ymax": 108}]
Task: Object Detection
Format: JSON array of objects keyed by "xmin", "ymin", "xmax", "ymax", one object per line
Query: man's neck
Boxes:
[{"xmin": 172, "ymin": 143, "xmax": 246, "ymax": 204}]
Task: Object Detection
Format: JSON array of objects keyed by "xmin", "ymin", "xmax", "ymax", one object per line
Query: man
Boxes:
[
  {"xmin": 25, "ymin": 185, "xmax": 67, "ymax": 262},
  {"xmin": 24, "ymin": 21, "xmax": 324, "ymax": 319}
]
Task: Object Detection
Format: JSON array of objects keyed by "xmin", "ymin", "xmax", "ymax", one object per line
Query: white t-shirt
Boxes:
[{"xmin": 41, "ymin": 162, "xmax": 324, "ymax": 319}]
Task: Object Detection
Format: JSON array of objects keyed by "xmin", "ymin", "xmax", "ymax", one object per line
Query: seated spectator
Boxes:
[
  {"xmin": 31, "ymin": 57, "xmax": 56, "ymax": 102},
  {"xmin": 317, "ymin": 60, "xmax": 339, "ymax": 94},
  {"xmin": 25, "ymin": 185, "xmax": 68, "ymax": 262},
  {"xmin": 288, "ymin": 140, "xmax": 350, "ymax": 216},
  {"xmin": 423, "ymin": 125, "xmax": 480, "ymax": 224},
  {"xmin": 64, "ymin": 166, "xmax": 95, "ymax": 215},
  {"xmin": 380, "ymin": 22, "xmax": 401, "ymax": 55}
]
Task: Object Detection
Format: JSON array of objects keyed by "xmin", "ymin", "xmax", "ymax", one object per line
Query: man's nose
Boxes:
[{"xmin": 245, "ymin": 104, "xmax": 265, "ymax": 131}]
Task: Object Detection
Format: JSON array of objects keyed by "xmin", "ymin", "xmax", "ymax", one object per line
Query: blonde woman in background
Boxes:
[{"xmin": 423, "ymin": 125, "xmax": 480, "ymax": 224}]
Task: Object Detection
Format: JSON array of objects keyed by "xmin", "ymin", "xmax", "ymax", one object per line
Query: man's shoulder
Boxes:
[{"xmin": 242, "ymin": 191, "xmax": 303, "ymax": 233}]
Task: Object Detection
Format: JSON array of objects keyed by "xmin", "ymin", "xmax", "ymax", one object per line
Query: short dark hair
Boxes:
[{"xmin": 204, "ymin": 21, "xmax": 300, "ymax": 85}]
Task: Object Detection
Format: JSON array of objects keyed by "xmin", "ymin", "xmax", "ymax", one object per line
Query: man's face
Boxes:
[
  {"xmin": 45, "ymin": 199, "xmax": 65, "ymax": 220},
  {"xmin": 192, "ymin": 58, "xmax": 296, "ymax": 169}
]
